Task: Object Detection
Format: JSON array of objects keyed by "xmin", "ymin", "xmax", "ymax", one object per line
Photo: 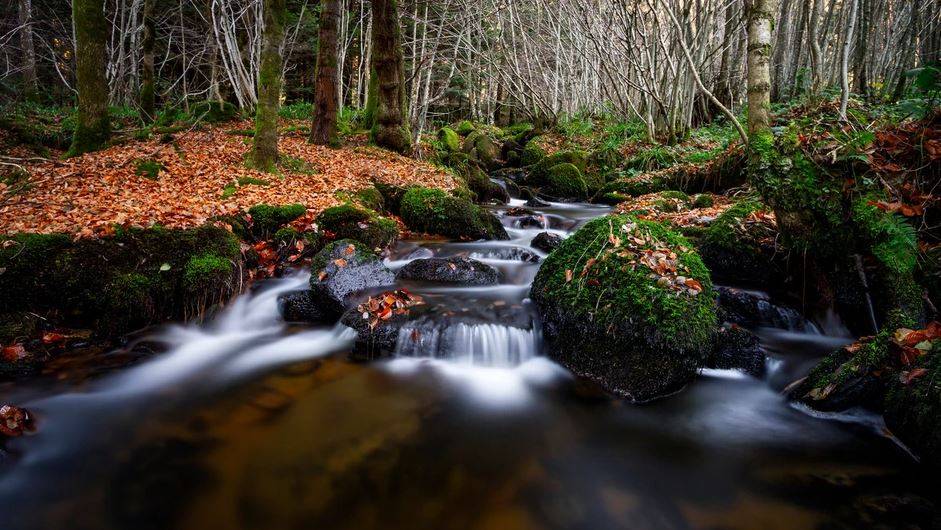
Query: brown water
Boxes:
[{"xmin": 0, "ymin": 199, "xmax": 937, "ymax": 530}]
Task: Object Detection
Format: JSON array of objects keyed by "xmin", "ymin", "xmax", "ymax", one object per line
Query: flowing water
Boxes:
[{"xmin": 0, "ymin": 197, "xmax": 938, "ymax": 530}]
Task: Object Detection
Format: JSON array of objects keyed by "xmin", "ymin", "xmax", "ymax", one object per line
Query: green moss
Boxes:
[
  {"xmin": 134, "ymin": 159, "xmax": 164, "ymax": 180},
  {"xmin": 884, "ymin": 341, "xmax": 941, "ymax": 468},
  {"xmin": 527, "ymin": 150, "xmax": 588, "ymax": 184},
  {"xmin": 438, "ymin": 127, "xmax": 460, "ymax": 152},
  {"xmin": 545, "ymin": 163, "xmax": 588, "ymax": 198},
  {"xmin": 316, "ymin": 203, "xmax": 399, "ymax": 250},
  {"xmin": 400, "ymin": 187, "xmax": 507, "ymax": 240},
  {"xmin": 520, "ymin": 142, "xmax": 546, "ymax": 166},
  {"xmin": 703, "ymin": 200, "xmax": 764, "ymax": 252},
  {"xmin": 247, "ymin": 203, "xmax": 307, "ymax": 238},
  {"xmin": 600, "ymin": 175, "xmax": 668, "ymax": 198},
  {"xmin": 530, "ymin": 214, "xmax": 717, "ymax": 400},
  {"xmin": 692, "ymin": 194, "xmax": 714, "ymax": 208},
  {"xmin": 310, "ymin": 238, "xmax": 377, "ymax": 272},
  {"xmin": 190, "ymin": 101, "xmax": 238, "ymax": 123},
  {"xmin": 236, "ymin": 176, "xmax": 271, "ymax": 187},
  {"xmin": 455, "ymin": 120, "xmax": 475, "ymax": 136},
  {"xmin": 183, "ymin": 253, "xmax": 234, "ymax": 290},
  {"xmin": 220, "ymin": 183, "xmax": 237, "ymax": 199}
]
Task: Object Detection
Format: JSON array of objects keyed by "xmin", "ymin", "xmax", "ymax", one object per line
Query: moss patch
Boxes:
[
  {"xmin": 400, "ymin": 187, "xmax": 508, "ymax": 241},
  {"xmin": 315, "ymin": 203, "xmax": 399, "ymax": 251},
  {"xmin": 247, "ymin": 203, "xmax": 306, "ymax": 239}
]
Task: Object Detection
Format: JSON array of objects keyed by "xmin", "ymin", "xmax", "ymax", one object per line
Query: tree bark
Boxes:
[
  {"xmin": 853, "ymin": 0, "xmax": 870, "ymax": 98},
  {"xmin": 310, "ymin": 0, "xmax": 340, "ymax": 147},
  {"xmin": 252, "ymin": 0, "xmax": 286, "ymax": 171},
  {"xmin": 840, "ymin": 0, "xmax": 860, "ymax": 121},
  {"xmin": 17, "ymin": 0, "xmax": 38, "ymax": 99},
  {"xmin": 365, "ymin": 0, "xmax": 411, "ymax": 154},
  {"xmin": 140, "ymin": 0, "xmax": 156, "ymax": 123},
  {"xmin": 746, "ymin": 0, "xmax": 777, "ymax": 137},
  {"xmin": 68, "ymin": 0, "xmax": 111, "ymax": 157}
]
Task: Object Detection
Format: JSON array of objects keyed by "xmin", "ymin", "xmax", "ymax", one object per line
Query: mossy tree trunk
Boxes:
[
  {"xmin": 140, "ymin": 0, "xmax": 157, "ymax": 123},
  {"xmin": 310, "ymin": 0, "xmax": 340, "ymax": 147},
  {"xmin": 68, "ymin": 0, "xmax": 111, "ymax": 157},
  {"xmin": 252, "ymin": 0, "xmax": 286, "ymax": 171},
  {"xmin": 17, "ymin": 0, "xmax": 38, "ymax": 100},
  {"xmin": 365, "ymin": 0, "xmax": 411, "ymax": 154},
  {"xmin": 746, "ymin": 0, "xmax": 776, "ymax": 139}
]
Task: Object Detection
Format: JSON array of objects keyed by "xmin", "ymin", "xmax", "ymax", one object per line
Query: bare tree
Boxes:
[
  {"xmin": 366, "ymin": 0, "xmax": 410, "ymax": 154},
  {"xmin": 746, "ymin": 0, "xmax": 777, "ymax": 137},
  {"xmin": 140, "ymin": 0, "xmax": 156, "ymax": 122},
  {"xmin": 17, "ymin": 0, "xmax": 38, "ymax": 99},
  {"xmin": 839, "ymin": 0, "xmax": 860, "ymax": 121}
]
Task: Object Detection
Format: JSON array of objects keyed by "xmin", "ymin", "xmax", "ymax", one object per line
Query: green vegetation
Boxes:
[
  {"xmin": 438, "ymin": 127, "xmax": 460, "ymax": 152},
  {"xmin": 134, "ymin": 159, "xmax": 164, "ymax": 180},
  {"xmin": 247, "ymin": 203, "xmax": 307, "ymax": 238},
  {"xmin": 315, "ymin": 203, "xmax": 399, "ymax": 250},
  {"xmin": 190, "ymin": 101, "xmax": 239, "ymax": 123},
  {"xmin": 399, "ymin": 187, "xmax": 507, "ymax": 240}
]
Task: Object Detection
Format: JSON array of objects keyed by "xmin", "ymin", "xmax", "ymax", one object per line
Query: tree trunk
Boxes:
[
  {"xmin": 839, "ymin": 0, "xmax": 860, "ymax": 121},
  {"xmin": 140, "ymin": 0, "xmax": 156, "ymax": 123},
  {"xmin": 770, "ymin": 0, "xmax": 793, "ymax": 102},
  {"xmin": 68, "ymin": 0, "xmax": 111, "ymax": 157},
  {"xmin": 310, "ymin": 0, "xmax": 340, "ymax": 147},
  {"xmin": 365, "ymin": 0, "xmax": 411, "ymax": 154},
  {"xmin": 252, "ymin": 0, "xmax": 286, "ymax": 171},
  {"xmin": 17, "ymin": 0, "xmax": 38, "ymax": 99},
  {"xmin": 746, "ymin": 0, "xmax": 776, "ymax": 138},
  {"xmin": 808, "ymin": 0, "xmax": 824, "ymax": 96},
  {"xmin": 853, "ymin": 0, "xmax": 870, "ymax": 98}
]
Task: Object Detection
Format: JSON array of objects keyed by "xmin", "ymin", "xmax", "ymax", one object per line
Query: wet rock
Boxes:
[
  {"xmin": 396, "ymin": 257, "xmax": 499, "ymax": 285},
  {"xmin": 399, "ymin": 187, "xmax": 509, "ymax": 241},
  {"xmin": 341, "ymin": 308, "xmax": 405, "ymax": 360},
  {"xmin": 787, "ymin": 335, "xmax": 887, "ymax": 412},
  {"xmin": 0, "ymin": 404, "xmax": 30, "ymax": 437},
  {"xmin": 707, "ymin": 325, "xmax": 766, "ymax": 377},
  {"xmin": 531, "ymin": 215, "xmax": 717, "ymax": 402},
  {"xmin": 469, "ymin": 247, "xmax": 540, "ymax": 263},
  {"xmin": 277, "ymin": 290, "xmax": 337, "ymax": 324},
  {"xmin": 309, "ymin": 240, "xmax": 395, "ymax": 314},
  {"xmin": 517, "ymin": 215, "xmax": 547, "ymax": 229},
  {"xmin": 531, "ymin": 232, "xmax": 563, "ymax": 253},
  {"xmin": 504, "ymin": 206, "xmax": 535, "ymax": 217},
  {"xmin": 716, "ymin": 286, "xmax": 813, "ymax": 331}
]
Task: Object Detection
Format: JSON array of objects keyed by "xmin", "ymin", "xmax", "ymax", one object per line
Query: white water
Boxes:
[{"xmin": 394, "ymin": 322, "xmax": 539, "ymax": 367}]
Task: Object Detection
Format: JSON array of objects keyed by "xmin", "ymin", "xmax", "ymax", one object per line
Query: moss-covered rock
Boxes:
[
  {"xmin": 438, "ymin": 127, "xmax": 460, "ymax": 152},
  {"xmin": 400, "ymin": 187, "xmax": 508, "ymax": 241},
  {"xmin": 526, "ymin": 150, "xmax": 588, "ymax": 185},
  {"xmin": 0, "ymin": 225, "xmax": 242, "ymax": 337},
  {"xmin": 315, "ymin": 203, "xmax": 399, "ymax": 251},
  {"xmin": 698, "ymin": 200, "xmax": 783, "ymax": 285},
  {"xmin": 190, "ymin": 100, "xmax": 238, "ymax": 123},
  {"xmin": 544, "ymin": 163, "xmax": 588, "ymax": 199},
  {"xmin": 463, "ymin": 131, "xmax": 500, "ymax": 170},
  {"xmin": 455, "ymin": 120, "xmax": 475, "ymax": 136},
  {"xmin": 885, "ymin": 339, "xmax": 941, "ymax": 469},
  {"xmin": 520, "ymin": 142, "xmax": 546, "ymax": 166},
  {"xmin": 599, "ymin": 174, "xmax": 669, "ymax": 198},
  {"xmin": 920, "ymin": 246, "xmax": 940, "ymax": 316},
  {"xmin": 530, "ymin": 215, "xmax": 717, "ymax": 401},
  {"xmin": 692, "ymin": 194, "xmax": 714, "ymax": 208},
  {"xmin": 247, "ymin": 203, "xmax": 306, "ymax": 239},
  {"xmin": 464, "ymin": 166, "xmax": 509, "ymax": 204}
]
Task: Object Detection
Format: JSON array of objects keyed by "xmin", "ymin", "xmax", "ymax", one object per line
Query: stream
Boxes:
[{"xmin": 0, "ymin": 196, "xmax": 938, "ymax": 530}]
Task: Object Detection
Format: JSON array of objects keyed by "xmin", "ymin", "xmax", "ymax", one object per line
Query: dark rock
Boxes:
[
  {"xmin": 504, "ymin": 206, "xmax": 535, "ymax": 217},
  {"xmin": 531, "ymin": 232, "xmax": 564, "ymax": 253},
  {"xmin": 278, "ymin": 290, "xmax": 337, "ymax": 323},
  {"xmin": 341, "ymin": 308, "xmax": 407, "ymax": 361},
  {"xmin": 708, "ymin": 325, "xmax": 766, "ymax": 377},
  {"xmin": 716, "ymin": 286, "xmax": 813, "ymax": 331},
  {"xmin": 396, "ymin": 257, "xmax": 499, "ymax": 285},
  {"xmin": 309, "ymin": 240, "xmax": 395, "ymax": 314},
  {"xmin": 516, "ymin": 215, "xmax": 547, "ymax": 229}
]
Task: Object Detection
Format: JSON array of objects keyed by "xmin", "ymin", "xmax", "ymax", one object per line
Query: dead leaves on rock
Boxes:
[
  {"xmin": 357, "ymin": 289, "xmax": 424, "ymax": 330},
  {"xmin": 0, "ymin": 404, "xmax": 30, "ymax": 437}
]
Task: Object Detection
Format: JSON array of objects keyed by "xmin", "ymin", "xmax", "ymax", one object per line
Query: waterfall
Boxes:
[{"xmin": 394, "ymin": 322, "xmax": 539, "ymax": 367}]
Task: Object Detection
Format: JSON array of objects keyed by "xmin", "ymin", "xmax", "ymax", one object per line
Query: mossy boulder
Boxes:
[
  {"xmin": 455, "ymin": 120, "xmax": 476, "ymax": 136},
  {"xmin": 465, "ymin": 166, "xmax": 509, "ymax": 204},
  {"xmin": 316, "ymin": 203, "xmax": 399, "ymax": 251},
  {"xmin": 438, "ymin": 127, "xmax": 460, "ymax": 152},
  {"xmin": 400, "ymin": 187, "xmax": 509, "ymax": 241},
  {"xmin": 544, "ymin": 163, "xmax": 588, "ymax": 199},
  {"xmin": 885, "ymin": 338, "xmax": 941, "ymax": 469},
  {"xmin": 920, "ymin": 246, "xmax": 941, "ymax": 316},
  {"xmin": 520, "ymin": 142, "xmax": 546, "ymax": 166},
  {"xmin": 463, "ymin": 131, "xmax": 500, "ymax": 170},
  {"xmin": 190, "ymin": 101, "xmax": 238, "ymax": 123},
  {"xmin": 530, "ymin": 215, "xmax": 717, "ymax": 401},
  {"xmin": 247, "ymin": 203, "xmax": 306, "ymax": 239},
  {"xmin": 309, "ymin": 239, "xmax": 395, "ymax": 316},
  {"xmin": 526, "ymin": 150, "xmax": 588, "ymax": 185},
  {"xmin": 0, "ymin": 225, "xmax": 242, "ymax": 337},
  {"xmin": 698, "ymin": 200, "xmax": 782, "ymax": 285}
]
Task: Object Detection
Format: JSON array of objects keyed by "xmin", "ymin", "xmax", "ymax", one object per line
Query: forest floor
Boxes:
[{"xmin": 0, "ymin": 120, "xmax": 455, "ymax": 237}]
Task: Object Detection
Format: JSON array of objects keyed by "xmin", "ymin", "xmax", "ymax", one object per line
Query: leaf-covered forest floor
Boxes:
[{"xmin": 0, "ymin": 119, "xmax": 455, "ymax": 237}]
